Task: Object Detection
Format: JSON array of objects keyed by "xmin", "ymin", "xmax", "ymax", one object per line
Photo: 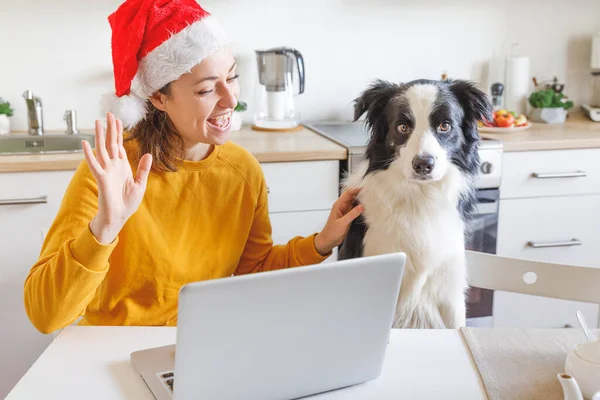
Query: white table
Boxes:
[{"xmin": 6, "ymin": 326, "xmax": 487, "ymax": 399}]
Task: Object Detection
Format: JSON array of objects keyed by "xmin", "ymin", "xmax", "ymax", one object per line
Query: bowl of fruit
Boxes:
[{"xmin": 477, "ymin": 109, "xmax": 530, "ymax": 133}]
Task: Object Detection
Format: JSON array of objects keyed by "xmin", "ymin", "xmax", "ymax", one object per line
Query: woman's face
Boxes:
[{"xmin": 151, "ymin": 47, "xmax": 240, "ymax": 146}]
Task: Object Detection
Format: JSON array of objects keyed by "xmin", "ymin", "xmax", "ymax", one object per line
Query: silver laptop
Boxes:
[{"xmin": 131, "ymin": 252, "xmax": 406, "ymax": 400}]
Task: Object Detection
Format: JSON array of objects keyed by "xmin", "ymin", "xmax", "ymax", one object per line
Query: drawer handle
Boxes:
[
  {"xmin": 0, "ymin": 196, "xmax": 48, "ymax": 206},
  {"xmin": 527, "ymin": 239, "xmax": 582, "ymax": 248},
  {"xmin": 531, "ymin": 171, "xmax": 587, "ymax": 179}
]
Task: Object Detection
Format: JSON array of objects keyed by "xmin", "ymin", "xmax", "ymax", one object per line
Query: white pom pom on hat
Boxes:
[
  {"xmin": 99, "ymin": 91, "xmax": 147, "ymax": 128},
  {"xmin": 101, "ymin": 0, "xmax": 227, "ymax": 128}
]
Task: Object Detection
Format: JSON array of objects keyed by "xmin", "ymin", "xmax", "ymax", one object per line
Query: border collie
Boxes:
[{"xmin": 339, "ymin": 79, "xmax": 492, "ymax": 329}]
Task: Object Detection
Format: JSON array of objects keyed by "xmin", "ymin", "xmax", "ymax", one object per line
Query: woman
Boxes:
[{"xmin": 23, "ymin": 0, "xmax": 363, "ymax": 334}]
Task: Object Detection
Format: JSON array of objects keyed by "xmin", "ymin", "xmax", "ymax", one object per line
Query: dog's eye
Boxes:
[
  {"xmin": 438, "ymin": 121, "xmax": 451, "ymax": 133},
  {"xmin": 397, "ymin": 124, "xmax": 410, "ymax": 134}
]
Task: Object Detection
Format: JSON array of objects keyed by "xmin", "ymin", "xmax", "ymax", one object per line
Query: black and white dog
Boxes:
[{"xmin": 339, "ymin": 79, "xmax": 492, "ymax": 329}]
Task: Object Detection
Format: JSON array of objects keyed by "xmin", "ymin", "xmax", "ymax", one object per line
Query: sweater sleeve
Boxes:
[
  {"xmin": 24, "ymin": 161, "xmax": 118, "ymax": 334},
  {"xmin": 234, "ymin": 175, "xmax": 331, "ymax": 275}
]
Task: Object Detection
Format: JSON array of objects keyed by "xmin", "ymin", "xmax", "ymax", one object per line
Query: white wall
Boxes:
[
  {"xmin": 0, "ymin": 0, "xmax": 599, "ymax": 397},
  {"xmin": 1, "ymin": 0, "xmax": 599, "ymax": 132}
]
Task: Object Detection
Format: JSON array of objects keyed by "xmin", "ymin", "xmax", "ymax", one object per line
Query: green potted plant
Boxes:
[
  {"xmin": 0, "ymin": 98, "xmax": 14, "ymax": 135},
  {"xmin": 231, "ymin": 100, "xmax": 247, "ymax": 131},
  {"xmin": 528, "ymin": 88, "xmax": 573, "ymax": 124}
]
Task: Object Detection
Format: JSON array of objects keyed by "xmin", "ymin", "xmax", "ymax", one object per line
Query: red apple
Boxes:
[{"xmin": 494, "ymin": 111, "xmax": 515, "ymax": 128}]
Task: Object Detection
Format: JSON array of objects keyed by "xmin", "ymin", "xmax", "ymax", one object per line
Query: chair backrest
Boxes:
[{"xmin": 466, "ymin": 251, "xmax": 600, "ymax": 326}]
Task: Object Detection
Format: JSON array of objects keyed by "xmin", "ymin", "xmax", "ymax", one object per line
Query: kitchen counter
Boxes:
[
  {"xmin": 4, "ymin": 114, "xmax": 598, "ymax": 173},
  {"xmin": 479, "ymin": 113, "xmax": 600, "ymax": 152},
  {"xmin": 0, "ymin": 126, "xmax": 347, "ymax": 173}
]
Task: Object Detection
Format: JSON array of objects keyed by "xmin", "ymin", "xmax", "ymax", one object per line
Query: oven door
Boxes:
[{"xmin": 465, "ymin": 188, "xmax": 499, "ymax": 324}]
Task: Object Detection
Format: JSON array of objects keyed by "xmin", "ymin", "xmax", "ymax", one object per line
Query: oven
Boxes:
[
  {"xmin": 305, "ymin": 122, "xmax": 504, "ymax": 327},
  {"xmin": 464, "ymin": 188, "xmax": 499, "ymax": 326},
  {"xmin": 464, "ymin": 139, "xmax": 503, "ymax": 326}
]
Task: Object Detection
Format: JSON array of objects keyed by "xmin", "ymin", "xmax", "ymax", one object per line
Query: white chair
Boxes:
[{"xmin": 466, "ymin": 251, "xmax": 600, "ymax": 328}]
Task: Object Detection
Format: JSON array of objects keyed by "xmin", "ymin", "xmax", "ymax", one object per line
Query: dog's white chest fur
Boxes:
[{"xmin": 345, "ymin": 161, "xmax": 469, "ymax": 329}]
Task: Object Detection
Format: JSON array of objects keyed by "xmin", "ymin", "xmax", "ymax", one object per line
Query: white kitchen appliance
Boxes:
[
  {"xmin": 253, "ymin": 47, "xmax": 305, "ymax": 131},
  {"xmin": 582, "ymin": 33, "xmax": 600, "ymax": 122}
]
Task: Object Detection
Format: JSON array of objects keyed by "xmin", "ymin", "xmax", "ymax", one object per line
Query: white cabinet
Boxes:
[
  {"xmin": 498, "ymin": 195, "xmax": 600, "ymax": 267},
  {"xmin": 262, "ymin": 160, "xmax": 339, "ymax": 263},
  {"xmin": 270, "ymin": 210, "xmax": 338, "ymax": 263},
  {"xmin": 500, "ymin": 149, "xmax": 600, "ymax": 199},
  {"xmin": 261, "ymin": 160, "xmax": 339, "ymax": 213},
  {"xmin": 495, "ymin": 148, "xmax": 600, "ymax": 329},
  {"xmin": 0, "ymin": 170, "xmax": 75, "ymax": 398},
  {"xmin": 495, "ymin": 195, "xmax": 600, "ymax": 328}
]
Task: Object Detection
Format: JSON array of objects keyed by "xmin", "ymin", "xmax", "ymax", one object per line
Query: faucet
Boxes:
[
  {"xmin": 23, "ymin": 90, "xmax": 43, "ymax": 136},
  {"xmin": 64, "ymin": 110, "xmax": 79, "ymax": 135}
]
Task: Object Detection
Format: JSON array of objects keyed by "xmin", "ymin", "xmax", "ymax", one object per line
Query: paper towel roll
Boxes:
[{"xmin": 504, "ymin": 56, "xmax": 530, "ymax": 114}]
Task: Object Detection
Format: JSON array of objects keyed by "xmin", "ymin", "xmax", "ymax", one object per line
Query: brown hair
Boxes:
[{"xmin": 125, "ymin": 84, "xmax": 185, "ymax": 172}]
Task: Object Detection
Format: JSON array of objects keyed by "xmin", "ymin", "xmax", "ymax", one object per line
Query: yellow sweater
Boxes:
[{"xmin": 24, "ymin": 141, "xmax": 329, "ymax": 334}]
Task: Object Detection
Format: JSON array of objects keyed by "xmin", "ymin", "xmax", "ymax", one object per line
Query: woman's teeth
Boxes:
[{"xmin": 208, "ymin": 112, "xmax": 232, "ymax": 129}]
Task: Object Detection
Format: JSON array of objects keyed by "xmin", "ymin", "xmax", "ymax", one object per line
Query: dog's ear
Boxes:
[
  {"xmin": 353, "ymin": 80, "xmax": 398, "ymax": 139},
  {"xmin": 447, "ymin": 80, "xmax": 492, "ymax": 140}
]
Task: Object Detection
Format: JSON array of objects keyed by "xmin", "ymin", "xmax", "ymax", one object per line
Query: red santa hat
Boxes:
[{"xmin": 101, "ymin": 0, "xmax": 226, "ymax": 128}]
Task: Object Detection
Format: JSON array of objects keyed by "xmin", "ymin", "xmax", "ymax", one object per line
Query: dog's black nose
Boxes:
[{"xmin": 412, "ymin": 156, "xmax": 435, "ymax": 175}]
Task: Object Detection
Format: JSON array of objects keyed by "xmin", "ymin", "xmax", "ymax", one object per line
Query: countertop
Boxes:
[
  {"xmin": 3, "ymin": 114, "xmax": 600, "ymax": 173},
  {"xmin": 6, "ymin": 326, "xmax": 485, "ymax": 399},
  {"xmin": 479, "ymin": 113, "xmax": 600, "ymax": 152},
  {"xmin": 0, "ymin": 126, "xmax": 347, "ymax": 173}
]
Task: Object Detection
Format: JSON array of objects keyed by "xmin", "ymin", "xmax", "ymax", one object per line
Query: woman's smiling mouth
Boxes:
[{"xmin": 207, "ymin": 112, "xmax": 232, "ymax": 130}]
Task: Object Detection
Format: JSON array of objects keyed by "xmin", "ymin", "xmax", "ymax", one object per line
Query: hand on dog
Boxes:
[{"xmin": 314, "ymin": 188, "xmax": 364, "ymax": 256}]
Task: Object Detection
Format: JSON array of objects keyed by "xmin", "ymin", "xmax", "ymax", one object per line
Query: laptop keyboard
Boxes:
[{"xmin": 159, "ymin": 371, "xmax": 175, "ymax": 392}]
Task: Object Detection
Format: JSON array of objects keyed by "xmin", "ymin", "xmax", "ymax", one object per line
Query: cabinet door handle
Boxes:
[
  {"xmin": 531, "ymin": 171, "xmax": 586, "ymax": 179},
  {"xmin": 0, "ymin": 196, "xmax": 48, "ymax": 206},
  {"xmin": 527, "ymin": 239, "xmax": 582, "ymax": 248}
]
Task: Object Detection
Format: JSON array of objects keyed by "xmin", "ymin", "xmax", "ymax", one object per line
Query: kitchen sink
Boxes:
[{"xmin": 0, "ymin": 133, "xmax": 95, "ymax": 155}]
